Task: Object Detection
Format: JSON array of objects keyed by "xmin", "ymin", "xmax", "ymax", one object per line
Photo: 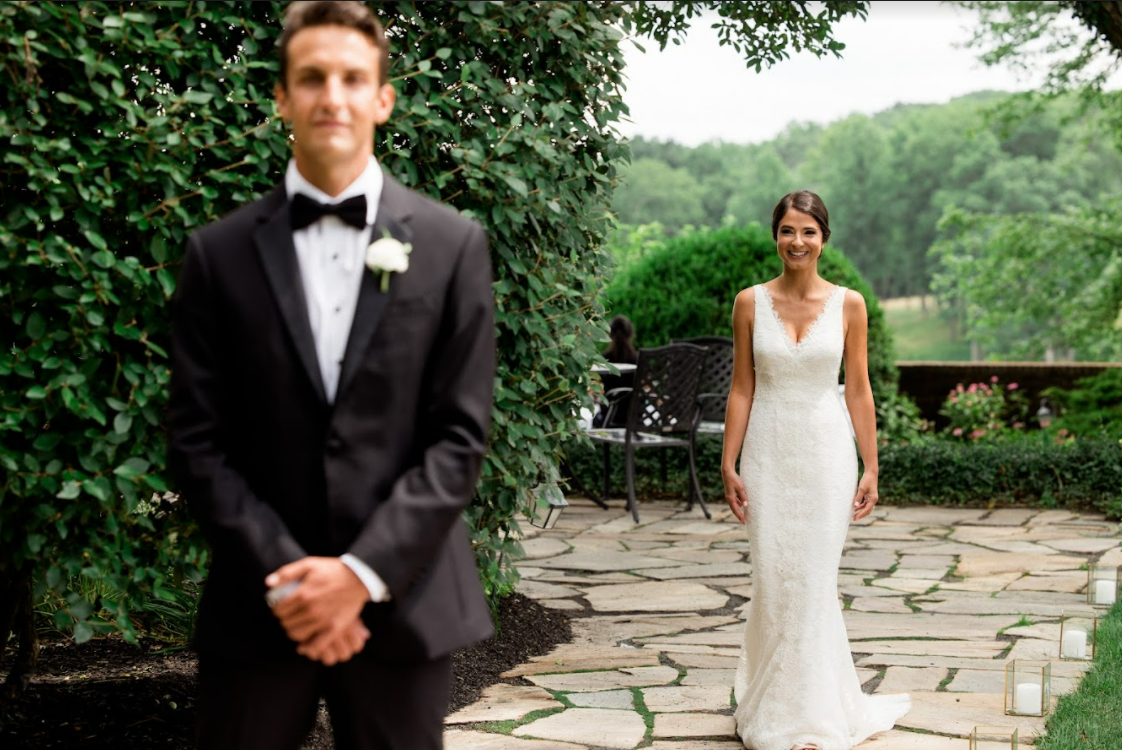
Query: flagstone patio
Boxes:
[{"xmin": 445, "ymin": 500, "xmax": 1120, "ymax": 749}]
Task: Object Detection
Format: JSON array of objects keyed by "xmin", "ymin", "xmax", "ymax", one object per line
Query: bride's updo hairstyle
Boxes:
[{"xmin": 771, "ymin": 190, "xmax": 831, "ymax": 245}]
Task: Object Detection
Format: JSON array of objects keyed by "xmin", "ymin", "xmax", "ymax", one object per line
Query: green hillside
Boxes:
[{"xmin": 882, "ymin": 296, "xmax": 971, "ymax": 362}]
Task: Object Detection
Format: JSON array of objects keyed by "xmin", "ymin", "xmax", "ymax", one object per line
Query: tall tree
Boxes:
[
  {"xmin": 723, "ymin": 144, "xmax": 797, "ymax": 228},
  {"xmin": 613, "ymin": 158, "xmax": 707, "ymax": 232},
  {"xmin": 800, "ymin": 115, "xmax": 895, "ymax": 291},
  {"xmin": 957, "ymin": 1, "xmax": 1122, "ymax": 146},
  {"xmin": 930, "ymin": 203, "xmax": 1122, "ymax": 361}
]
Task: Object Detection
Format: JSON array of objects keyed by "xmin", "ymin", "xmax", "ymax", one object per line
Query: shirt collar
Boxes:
[{"xmin": 284, "ymin": 156, "xmax": 382, "ymax": 226}]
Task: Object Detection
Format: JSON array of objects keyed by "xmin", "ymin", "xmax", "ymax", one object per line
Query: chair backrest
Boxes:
[
  {"xmin": 599, "ymin": 369, "xmax": 635, "ymax": 428},
  {"xmin": 677, "ymin": 336, "xmax": 734, "ymax": 422},
  {"xmin": 625, "ymin": 343, "xmax": 707, "ymax": 435}
]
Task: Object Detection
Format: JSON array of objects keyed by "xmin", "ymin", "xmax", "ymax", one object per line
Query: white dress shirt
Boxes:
[{"xmin": 285, "ymin": 156, "xmax": 390, "ymax": 603}]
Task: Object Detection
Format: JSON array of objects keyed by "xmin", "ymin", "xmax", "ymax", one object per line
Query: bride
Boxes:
[{"xmin": 719, "ymin": 191, "xmax": 910, "ymax": 750}]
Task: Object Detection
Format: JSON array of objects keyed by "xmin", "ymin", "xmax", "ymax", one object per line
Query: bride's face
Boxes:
[{"xmin": 775, "ymin": 209, "xmax": 824, "ymax": 269}]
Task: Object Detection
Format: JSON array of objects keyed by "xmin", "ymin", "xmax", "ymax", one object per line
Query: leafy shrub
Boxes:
[
  {"xmin": 1043, "ymin": 368, "xmax": 1122, "ymax": 439},
  {"xmin": 939, "ymin": 376, "xmax": 1029, "ymax": 441},
  {"xmin": 0, "ymin": 1, "xmax": 626, "ymax": 666},
  {"xmin": 603, "ymin": 222, "xmax": 919, "ymax": 440},
  {"xmin": 566, "ymin": 435, "xmax": 1122, "ymax": 520},
  {"xmin": 876, "ymin": 389, "xmax": 931, "ymax": 445},
  {"xmin": 881, "ymin": 437, "xmax": 1122, "ymax": 518}
]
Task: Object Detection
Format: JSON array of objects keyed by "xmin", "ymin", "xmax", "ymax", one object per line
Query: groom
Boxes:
[{"xmin": 168, "ymin": 2, "xmax": 496, "ymax": 747}]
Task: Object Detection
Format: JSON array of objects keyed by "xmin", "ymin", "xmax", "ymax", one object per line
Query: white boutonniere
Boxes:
[{"xmin": 365, "ymin": 232, "xmax": 412, "ymax": 293}]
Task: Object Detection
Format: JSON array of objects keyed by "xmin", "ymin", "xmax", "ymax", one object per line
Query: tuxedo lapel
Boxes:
[
  {"xmin": 336, "ymin": 176, "xmax": 415, "ymax": 401},
  {"xmin": 254, "ymin": 187, "xmax": 329, "ymax": 403}
]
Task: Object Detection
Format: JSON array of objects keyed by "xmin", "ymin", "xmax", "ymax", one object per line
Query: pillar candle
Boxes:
[
  {"xmin": 1061, "ymin": 628, "xmax": 1087, "ymax": 659},
  {"xmin": 1014, "ymin": 682, "xmax": 1043, "ymax": 714}
]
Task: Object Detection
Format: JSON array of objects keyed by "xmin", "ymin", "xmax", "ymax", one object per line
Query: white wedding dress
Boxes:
[{"xmin": 733, "ymin": 285, "xmax": 910, "ymax": 750}]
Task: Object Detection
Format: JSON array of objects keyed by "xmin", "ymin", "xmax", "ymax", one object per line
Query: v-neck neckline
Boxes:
[{"xmin": 759, "ymin": 285, "xmax": 843, "ymax": 350}]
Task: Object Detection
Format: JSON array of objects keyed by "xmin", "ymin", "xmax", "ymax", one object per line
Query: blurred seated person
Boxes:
[{"xmin": 593, "ymin": 315, "xmax": 638, "ymax": 427}]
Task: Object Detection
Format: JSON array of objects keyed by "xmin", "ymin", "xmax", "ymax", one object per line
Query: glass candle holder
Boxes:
[
  {"xmin": 1004, "ymin": 660, "xmax": 1050, "ymax": 717},
  {"xmin": 1086, "ymin": 564, "xmax": 1119, "ymax": 607},
  {"xmin": 528, "ymin": 482, "xmax": 569, "ymax": 530},
  {"xmin": 969, "ymin": 726, "xmax": 1019, "ymax": 750},
  {"xmin": 1058, "ymin": 611, "xmax": 1097, "ymax": 661}
]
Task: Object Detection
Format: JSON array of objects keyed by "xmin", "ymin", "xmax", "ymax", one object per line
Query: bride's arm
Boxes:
[
  {"xmin": 721, "ymin": 287, "xmax": 756, "ymax": 524},
  {"xmin": 842, "ymin": 290, "xmax": 879, "ymax": 521}
]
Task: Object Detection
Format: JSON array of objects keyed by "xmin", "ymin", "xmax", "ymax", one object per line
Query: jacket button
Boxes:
[{"xmin": 325, "ymin": 435, "xmax": 343, "ymax": 454}]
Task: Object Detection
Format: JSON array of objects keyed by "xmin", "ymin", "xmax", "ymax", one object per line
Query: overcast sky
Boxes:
[{"xmin": 618, "ymin": 1, "xmax": 1105, "ymax": 146}]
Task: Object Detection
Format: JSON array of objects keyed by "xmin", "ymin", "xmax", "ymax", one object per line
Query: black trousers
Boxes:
[{"xmin": 195, "ymin": 650, "xmax": 451, "ymax": 750}]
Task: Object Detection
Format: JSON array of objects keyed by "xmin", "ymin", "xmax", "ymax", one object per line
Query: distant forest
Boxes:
[{"xmin": 611, "ymin": 91, "xmax": 1122, "ymax": 301}]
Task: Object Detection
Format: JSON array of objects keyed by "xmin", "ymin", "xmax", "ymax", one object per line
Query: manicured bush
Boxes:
[{"xmin": 566, "ymin": 435, "xmax": 1122, "ymax": 520}]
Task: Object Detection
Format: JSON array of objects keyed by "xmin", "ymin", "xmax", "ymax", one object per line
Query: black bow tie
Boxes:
[{"xmin": 290, "ymin": 193, "xmax": 368, "ymax": 230}]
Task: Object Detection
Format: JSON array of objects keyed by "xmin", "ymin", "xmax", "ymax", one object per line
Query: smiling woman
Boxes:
[{"xmin": 716, "ymin": 190, "xmax": 911, "ymax": 749}]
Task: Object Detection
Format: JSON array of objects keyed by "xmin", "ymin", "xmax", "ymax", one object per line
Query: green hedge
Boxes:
[
  {"xmin": 565, "ymin": 436, "xmax": 1122, "ymax": 520},
  {"xmin": 0, "ymin": 1, "xmax": 627, "ymax": 651},
  {"xmin": 603, "ymin": 222, "xmax": 899, "ymax": 405}
]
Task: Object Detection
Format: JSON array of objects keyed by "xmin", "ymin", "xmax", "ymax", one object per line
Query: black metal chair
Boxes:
[
  {"xmin": 676, "ymin": 336, "xmax": 735, "ymax": 436},
  {"xmin": 584, "ymin": 343, "xmax": 709, "ymax": 522}
]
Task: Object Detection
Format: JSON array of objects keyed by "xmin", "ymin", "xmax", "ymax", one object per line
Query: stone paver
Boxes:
[
  {"xmin": 540, "ymin": 599, "xmax": 583, "ymax": 611},
  {"xmin": 876, "ymin": 666, "xmax": 946, "ymax": 694},
  {"xmin": 583, "ymin": 580, "xmax": 728, "ymax": 612},
  {"xmin": 445, "ymin": 731, "xmax": 587, "ymax": 750},
  {"xmin": 503, "ymin": 644, "xmax": 660, "ymax": 677},
  {"xmin": 520, "ymin": 538, "xmax": 571, "ymax": 559},
  {"xmin": 446, "ymin": 500, "xmax": 1120, "ymax": 749},
  {"xmin": 514, "ymin": 708, "xmax": 645, "ymax": 749},
  {"xmin": 649, "ymin": 743, "xmax": 743, "ymax": 750},
  {"xmin": 851, "ymin": 597, "xmax": 914, "ymax": 614},
  {"xmin": 527, "ymin": 665, "xmax": 679, "ymax": 693},
  {"xmin": 516, "ymin": 580, "xmax": 583, "ymax": 599},
  {"xmin": 652, "ymin": 713, "xmax": 737, "ymax": 739},
  {"xmin": 856, "ymin": 732, "xmax": 965, "ymax": 749},
  {"xmin": 566, "ymin": 690, "xmax": 635, "ymax": 709},
  {"xmin": 446, "ymin": 684, "xmax": 563, "ymax": 725},
  {"xmin": 896, "ymin": 692, "xmax": 1046, "ymax": 741},
  {"xmin": 641, "ymin": 685, "xmax": 732, "ymax": 712},
  {"xmin": 681, "ymin": 668, "xmax": 737, "ymax": 687},
  {"xmin": 946, "ymin": 668, "xmax": 1080, "ymax": 696}
]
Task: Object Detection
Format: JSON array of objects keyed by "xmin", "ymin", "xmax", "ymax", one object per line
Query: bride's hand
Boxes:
[
  {"xmin": 852, "ymin": 473, "xmax": 879, "ymax": 521},
  {"xmin": 722, "ymin": 468, "xmax": 749, "ymax": 525}
]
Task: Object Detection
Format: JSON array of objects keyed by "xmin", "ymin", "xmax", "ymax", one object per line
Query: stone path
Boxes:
[{"xmin": 445, "ymin": 500, "xmax": 1120, "ymax": 749}]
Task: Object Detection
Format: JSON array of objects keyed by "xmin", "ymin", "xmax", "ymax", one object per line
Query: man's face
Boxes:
[{"xmin": 275, "ymin": 24, "xmax": 394, "ymax": 174}]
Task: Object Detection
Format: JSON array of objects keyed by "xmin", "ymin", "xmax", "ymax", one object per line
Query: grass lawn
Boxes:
[
  {"xmin": 1038, "ymin": 600, "xmax": 1122, "ymax": 749},
  {"xmin": 881, "ymin": 295, "xmax": 971, "ymax": 361}
]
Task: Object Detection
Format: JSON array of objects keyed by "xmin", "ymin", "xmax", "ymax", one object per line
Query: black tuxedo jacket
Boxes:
[{"xmin": 168, "ymin": 173, "xmax": 496, "ymax": 662}]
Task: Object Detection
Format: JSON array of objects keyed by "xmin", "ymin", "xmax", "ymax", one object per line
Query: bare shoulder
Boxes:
[
  {"xmin": 843, "ymin": 288, "xmax": 867, "ymax": 318},
  {"xmin": 733, "ymin": 286, "xmax": 757, "ymax": 325},
  {"xmin": 735, "ymin": 285, "xmax": 757, "ymax": 307}
]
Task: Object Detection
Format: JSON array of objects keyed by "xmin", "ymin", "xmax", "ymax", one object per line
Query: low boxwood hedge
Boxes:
[{"xmin": 565, "ymin": 436, "xmax": 1121, "ymax": 520}]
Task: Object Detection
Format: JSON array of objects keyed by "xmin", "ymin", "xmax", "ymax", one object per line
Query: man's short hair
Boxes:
[{"xmin": 278, "ymin": 1, "xmax": 390, "ymax": 87}]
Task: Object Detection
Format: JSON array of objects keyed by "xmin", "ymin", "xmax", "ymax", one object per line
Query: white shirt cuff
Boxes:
[{"xmin": 340, "ymin": 553, "xmax": 392, "ymax": 602}]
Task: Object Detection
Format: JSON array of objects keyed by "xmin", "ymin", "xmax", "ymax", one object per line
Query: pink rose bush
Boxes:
[{"xmin": 939, "ymin": 376, "xmax": 1028, "ymax": 442}]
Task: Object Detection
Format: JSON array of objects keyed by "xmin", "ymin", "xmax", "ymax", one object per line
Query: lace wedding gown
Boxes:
[{"xmin": 733, "ymin": 285, "xmax": 910, "ymax": 750}]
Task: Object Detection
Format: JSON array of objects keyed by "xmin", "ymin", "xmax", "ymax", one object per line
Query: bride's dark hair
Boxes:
[{"xmin": 771, "ymin": 190, "xmax": 831, "ymax": 245}]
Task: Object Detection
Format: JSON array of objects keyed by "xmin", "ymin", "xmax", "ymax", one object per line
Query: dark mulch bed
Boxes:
[{"xmin": 0, "ymin": 592, "xmax": 570, "ymax": 749}]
